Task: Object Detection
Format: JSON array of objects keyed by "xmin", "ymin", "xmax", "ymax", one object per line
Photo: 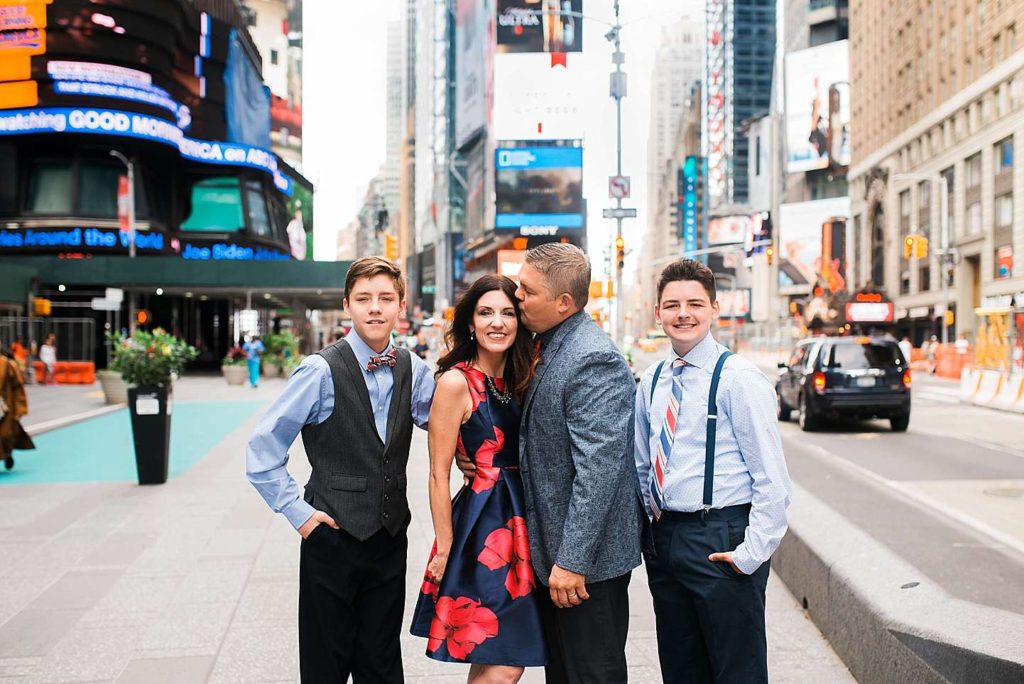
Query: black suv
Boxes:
[{"xmin": 776, "ymin": 335, "xmax": 911, "ymax": 432}]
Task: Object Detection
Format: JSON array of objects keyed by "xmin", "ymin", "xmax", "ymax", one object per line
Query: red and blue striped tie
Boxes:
[{"xmin": 650, "ymin": 358, "xmax": 686, "ymax": 521}]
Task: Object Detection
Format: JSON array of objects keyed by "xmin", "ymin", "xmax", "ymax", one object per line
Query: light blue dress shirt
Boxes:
[
  {"xmin": 634, "ymin": 333, "xmax": 792, "ymax": 574},
  {"xmin": 245, "ymin": 330, "xmax": 435, "ymax": 529}
]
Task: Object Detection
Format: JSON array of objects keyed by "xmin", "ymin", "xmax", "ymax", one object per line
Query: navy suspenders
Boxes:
[
  {"xmin": 703, "ymin": 351, "xmax": 732, "ymax": 518},
  {"xmin": 649, "ymin": 350, "xmax": 733, "ymax": 519}
]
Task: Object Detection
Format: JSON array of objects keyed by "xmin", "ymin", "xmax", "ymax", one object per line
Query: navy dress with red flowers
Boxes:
[{"xmin": 410, "ymin": 363, "xmax": 547, "ymax": 666}]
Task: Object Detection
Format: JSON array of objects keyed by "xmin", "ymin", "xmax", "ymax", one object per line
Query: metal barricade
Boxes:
[{"xmin": 0, "ymin": 316, "xmax": 96, "ymax": 362}]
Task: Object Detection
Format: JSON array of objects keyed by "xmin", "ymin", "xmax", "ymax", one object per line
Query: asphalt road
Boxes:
[{"xmin": 633, "ymin": 345, "xmax": 1024, "ymax": 616}]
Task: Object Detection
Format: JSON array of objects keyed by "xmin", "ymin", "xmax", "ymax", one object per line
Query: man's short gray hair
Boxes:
[{"xmin": 525, "ymin": 243, "xmax": 591, "ymax": 309}]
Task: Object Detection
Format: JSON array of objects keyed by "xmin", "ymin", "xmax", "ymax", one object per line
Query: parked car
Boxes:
[{"xmin": 776, "ymin": 335, "xmax": 912, "ymax": 432}]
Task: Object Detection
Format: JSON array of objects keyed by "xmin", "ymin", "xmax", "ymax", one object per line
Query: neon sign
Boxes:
[{"xmin": 0, "ymin": 107, "xmax": 292, "ymax": 195}]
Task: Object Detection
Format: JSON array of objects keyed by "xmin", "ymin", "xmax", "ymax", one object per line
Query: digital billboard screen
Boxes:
[
  {"xmin": 778, "ymin": 197, "xmax": 850, "ymax": 294},
  {"xmin": 496, "ymin": 0, "xmax": 581, "ymax": 54},
  {"xmin": 784, "ymin": 40, "xmax": 850, "ymax": 172},
  {"xmin": 495, "ymin": 144, "xmax": 582, "ymax": 232}
]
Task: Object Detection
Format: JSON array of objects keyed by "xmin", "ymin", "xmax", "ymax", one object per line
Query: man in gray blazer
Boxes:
[{"xmin": 514, "ymin": 243, "xmax": 645, "ymax": 683}]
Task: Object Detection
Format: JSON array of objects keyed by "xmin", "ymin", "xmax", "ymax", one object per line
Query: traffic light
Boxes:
[
  {"xmin": 615, "ymin": 235, "xmax": 625, "ymax": 272},
  {"xmin": 914, "ymin": 236, "xmax": 928, "ymax": 259},
  {"xmin": 765, "ymin": 246, "xmax": 774, "ymax": 266},
  {"xmin": 32, "ymin": 297, "xmax": 51, "ymax": 316},
  {"xmin": 384, "ymin": 234, "xmax": 398, "ymax": 260},
  {"xmin": 903, "ymin": 235, "xmax": 916, "ymax": 259},
  {"xmin": 136, "ymin": 309, "xmax": 151, "ymax": 326}
]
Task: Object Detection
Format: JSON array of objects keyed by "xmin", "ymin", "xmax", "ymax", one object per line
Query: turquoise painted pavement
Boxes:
[{"xmin": 0, "ymin": 401, "xmax": 266, "ymax": 485}]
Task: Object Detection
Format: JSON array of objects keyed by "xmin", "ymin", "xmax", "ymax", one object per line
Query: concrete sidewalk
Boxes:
[{"xmin": 0, "ymin": 376, "xmax": 853, "ymax": 682}]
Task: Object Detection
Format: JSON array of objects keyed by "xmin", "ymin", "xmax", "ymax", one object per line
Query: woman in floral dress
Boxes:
[{"xmin": 410, "ymin": 275, "xmax": 547, "ymax": 681}]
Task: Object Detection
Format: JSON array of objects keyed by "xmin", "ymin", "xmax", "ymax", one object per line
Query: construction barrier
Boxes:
[
  {"xmin": 959, "ymin": 368, "xmax": 1024, "ymax": 413},
  {"xmin": 32, "ymin": 361, "xmax": 96, "ymax": 385}
]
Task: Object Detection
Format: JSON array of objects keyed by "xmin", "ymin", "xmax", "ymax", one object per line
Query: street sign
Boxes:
[
  {"xmin": 105, "ymin": 287, "xmax": 124, "ymax": 303},
  {"xmin": 608, "ymin": 175, "xmax": 631, "ymax": 199},
  {"xmin": 602, "ymin": 207, "xmax": 637, "ymax": 219},
  {"xmin": 90, "ymin": 297, "xmax": 120, "ymax": 311}
]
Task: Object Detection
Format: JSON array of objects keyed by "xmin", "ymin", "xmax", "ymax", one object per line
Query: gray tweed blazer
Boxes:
[{"xmin": 520, "ymin": 310, "xmax": 644, "ymax": 585}]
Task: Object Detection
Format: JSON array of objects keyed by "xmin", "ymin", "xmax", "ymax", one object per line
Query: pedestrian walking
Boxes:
[
  {"xmin": 39, "ymin": 334, "xmax": 57, "ymax": 385},
  {"xmin": 926, "ymin": 334, "xmax": 939, "ymax": 373},
  {"xmin": 460, "ymin": 243, "xmax": 644, "ymax": 683},
  {"xmin": 246, "ymin": 256, "xmax": 435, "ymax": 683},
  {"xmin": 243, "ymin": 334, "xmax": 265, "ymax": 388},
  {"xmin": 413, "ymin": 329, "xmax": 430, "ymax": 360},
  {"xmin": 899, "ymin": 336, "xmax": 913, "ymax": 364},
  {"xmin": 0, "ymin": 344, "xmax": 34, "ymax": 470},
  {"xmin": 635, "ymin": 259, "xmax": 791, "ymax": 684},
  {"xmin": 410, "ymin": 275, "xmax": 547, "ymax": 679}
]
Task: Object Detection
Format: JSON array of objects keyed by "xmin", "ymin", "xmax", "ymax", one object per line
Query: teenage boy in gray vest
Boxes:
[
  {"xmin": 635, "ymin": 259, "xmax": 791, "ymax": 684},
  {"xmin": 246, "ymin": 256, "xmax": 435, "ymax": 683}
]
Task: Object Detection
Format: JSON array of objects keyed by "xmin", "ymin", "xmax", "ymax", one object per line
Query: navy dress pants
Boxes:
[{"xmin": 646, "ymin": 505, "xmax": 770, "ymax": 684}]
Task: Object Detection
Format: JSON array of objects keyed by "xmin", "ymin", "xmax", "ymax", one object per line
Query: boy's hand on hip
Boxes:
[
  {"xmin": 298, "ymin": 511, "xmax": 339, "ymax": 539},
  {"xmin": 708, "ymin": 551, "xmax": 745, "ymax": 574},
  {"xmin": 549, "ymin": 565, "xmax": 589, "ymax": 608}
]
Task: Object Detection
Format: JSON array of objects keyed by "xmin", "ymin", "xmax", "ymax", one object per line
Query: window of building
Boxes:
[
  {"xmin": 920, "ymin": 264, "xmax": 931, "ymax": 292},
  {"xmin": 181, "ymin": 177, "xmax": 245, "ymax": 232},
  {"xmin": 995, "ymin": 193, "xmax": 1013, "ymax": 227},
  {"xmin": 77, "ymin": 162, "xmax": 122, "ymax": 217},
  {"xmin": 25, "ymin": 162, "xmax": 72, "ymax": 214},
  {"xmin": 270, "ymin": 49, "xmax": 279, "ymax": 66},
  {"xmin": 919, "ymin": 181, "xmax": 931, "ymax": 210},
  {"xmin": 966, "ymin": 152, "xmax": 982, "ymax": 188},
  {"xmin": 245, "ymin": 180, "xmax": 272, "ymax": 238},
  {"xmin": 755, "ymin": 135, "xmax": 761, "ymax": 176},
  {"xmin": 966, "ymin": 201, "xmax": 982, "ymax": 235},
  {"xmin": 996, "ymin": 136, "xmax": 1013, "ymax": 172},
  {"xmin": 900, "ymin": 189, "xmax": 911, "ymax": 218}
]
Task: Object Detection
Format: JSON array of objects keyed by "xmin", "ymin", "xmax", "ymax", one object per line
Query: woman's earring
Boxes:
[{"xmin": 470, "ymin": 330, "xmax": 475, "ymax": 341}]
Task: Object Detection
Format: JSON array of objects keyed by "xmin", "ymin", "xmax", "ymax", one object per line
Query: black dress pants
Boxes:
[
  {"xmin": 646, "ymin": 505, "xmax": 770, "ymax": 684},
  {"xmin": 539, "ymin": 571, "xmax": 631, "ymax": 684},
  {"xmin": 298, "ymin": 520, "xmax": 408, "ymax": 684}
]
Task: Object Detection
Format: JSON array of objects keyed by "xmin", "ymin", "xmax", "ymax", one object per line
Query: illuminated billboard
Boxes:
[
  {"xmin": 493, "ymin": 52, "xmax": 583, "ymax": 140},
  {"xmin": 495, "ymin": 143, "xmax": 583, "ymax": 233},
  {"xmin": 778, "ymin": 197, "xmax": 850, "ymax": 294},
  {"xmin": 496, "ymin": 0, "xmax": 581, "ymax": 54},
  {"xmin": 784, "ymin": 40, "xmax": 850, "ymax": 172}
]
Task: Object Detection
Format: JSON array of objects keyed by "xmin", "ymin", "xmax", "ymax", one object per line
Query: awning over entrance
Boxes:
[{"xmin": 2, "ymin": 256, "xmax": 352, "ymax": 310}]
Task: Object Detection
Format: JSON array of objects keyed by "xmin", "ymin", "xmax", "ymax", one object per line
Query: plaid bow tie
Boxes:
[{"xmin": 366, "ymin": 349, "xmax": 397, "ymax": 372}]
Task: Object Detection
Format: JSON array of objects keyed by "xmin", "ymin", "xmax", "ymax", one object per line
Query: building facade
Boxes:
[{"xmin": 849, "ymin": 0, "xmax": 1024, "ymax": 343}]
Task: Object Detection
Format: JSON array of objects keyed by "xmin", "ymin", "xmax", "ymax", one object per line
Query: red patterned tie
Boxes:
[
  {"xmin": 366, "ymin": 349, "xmax": 398, "ymax": 372},
  {"xmin": 650, "ymin": 359, "xmax": 687, "ymax": 521}
]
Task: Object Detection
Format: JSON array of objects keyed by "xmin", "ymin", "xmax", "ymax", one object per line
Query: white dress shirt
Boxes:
[{"xmin": 634, "ymin": 333, "xmax": 792, "ymax": 574}]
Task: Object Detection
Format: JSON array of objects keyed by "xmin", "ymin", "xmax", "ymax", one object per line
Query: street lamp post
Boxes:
[
  {"xmin": 893, "ymin": 173, "xmax": 951, "ymax": 344},
  {"xmin": 109, "ymin": 150, "xmax": 137, "ymax": 332}
]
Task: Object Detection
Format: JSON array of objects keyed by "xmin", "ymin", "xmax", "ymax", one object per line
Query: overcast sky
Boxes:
[{"xmin": 304, "ymin": 0, "xmax": 703, "ymax": 274}]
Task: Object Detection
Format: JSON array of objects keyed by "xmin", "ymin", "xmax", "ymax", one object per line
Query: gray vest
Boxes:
[{"xmin": 300, "ymin": 340, "xmax": 414, "ymax": 541}]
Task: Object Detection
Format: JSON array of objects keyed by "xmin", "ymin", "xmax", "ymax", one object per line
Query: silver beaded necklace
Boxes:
[{"xmin": 485, "ymin": 374, "xmax": 512, "ymax": 404}]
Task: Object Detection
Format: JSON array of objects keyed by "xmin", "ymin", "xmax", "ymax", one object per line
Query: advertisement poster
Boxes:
[
  {"xmin": 495, "ymin": 144, "xmax": 583, "ymax": 230},
  {"xmin": 455, "ymin": 0, "xmax": 490, "ymax": 148},
  {"xmin": 778, "ymin": 197, "xmax": 850, "ymax": 294},
  {"xmin": 707, "ymin": 214, "xmax": 754, "ymax": 246},
  {"xmin": 784, "ymin": 40, "xmax": 850, "ymax": 172},
  {"xmin": 496, "ymin": 0, "xmax": 581, "ymax": 53},
  {"xmin": 493, "ymin": 52, "xmax": 583, "ymax": 140}
]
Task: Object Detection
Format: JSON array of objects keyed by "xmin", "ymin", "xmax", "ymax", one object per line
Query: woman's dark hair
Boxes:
[{"xmin": 436, "ymin": 275, "xmax": 533, "ymax": 400}]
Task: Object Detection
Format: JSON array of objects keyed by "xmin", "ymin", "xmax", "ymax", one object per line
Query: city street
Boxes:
[{"xmin": 0, "ymin": 375, "xmax": 852, "ymax": 683}]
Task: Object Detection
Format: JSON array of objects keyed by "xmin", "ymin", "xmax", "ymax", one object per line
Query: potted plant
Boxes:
[
  {"xmin": 107, "ymin": 329, "xmax": 197, "ymax": 485},
  {"xmin": 96, "ymin": 367, "xmax": 129, "ymax": 405},
  {"xmin": 222, "ymin": 345, "xmax": 248, "ymax": 385},
  {"xmin": 264, "ymin": 331, "xmax": 300, "ymax": 378}
]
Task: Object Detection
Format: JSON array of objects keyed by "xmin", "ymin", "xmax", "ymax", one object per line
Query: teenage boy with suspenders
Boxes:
[{"xmin": 635, "ymin": 259, "xmax": 792, "ymax": 684}]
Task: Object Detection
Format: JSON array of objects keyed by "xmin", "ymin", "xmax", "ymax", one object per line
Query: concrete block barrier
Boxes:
[
  {"xmin": 959, "ymin": 368, "xmax": 1024, "ymax": 413},
  {"xmin": 774, "ymin": 483, "xmax": 1024, "ymax": 684}
]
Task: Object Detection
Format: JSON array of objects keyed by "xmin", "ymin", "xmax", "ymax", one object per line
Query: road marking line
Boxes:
[
  {"xmin": 25, "ymin": 404, "xmax": 125, "ymax": 436},
  {"xmin": 786, "ymin": 436, "xmax": 1024, "ymax": 560}
]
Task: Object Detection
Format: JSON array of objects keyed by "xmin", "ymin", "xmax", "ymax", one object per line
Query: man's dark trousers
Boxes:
[
  {"xmin": 538, "ymin": 571, "xmax": 631, "ymax": 684},
  {"xmin": 298, "ymin": 516, "xmax": 409, "ymax": 683},
  {"xmin": 646, "ymin": 505, "xmax": 770, "ymax": 684}
]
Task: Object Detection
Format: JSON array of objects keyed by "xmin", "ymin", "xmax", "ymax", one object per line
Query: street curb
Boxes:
[
  {"xmin": 24, "ymin": 403, "xmax": 125, "ymax": 436},
  {"xmin": 774, "ymin": 482, "xmax": 1024, "ymax": 684}
]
